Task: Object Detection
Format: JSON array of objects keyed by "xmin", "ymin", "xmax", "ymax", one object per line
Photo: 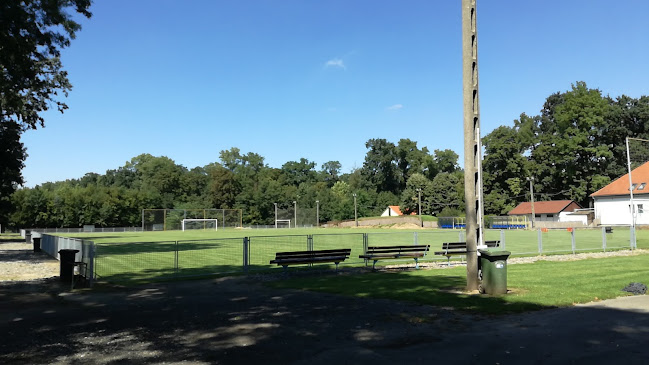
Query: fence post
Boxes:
[
  {"xmin": 174, "ymin": 241, "xmax": 179, "ymax": 275},
  {"xmin": 459, "ymin": 230, "xmax": 465, "ymax": 242},
  {"xmin": 601, "ymin": 227, "xmax": 607, "ymax": 253},
  {"xmin": 631, "ymin": 226, "xmax": 637, "ymax": 250},
  {"xmin": 307, "ymin": 235, "xmax": 313, "ymax": 251},
  {"xmin": 243, "ymin": 237, "xmax": 249, "ymax": 273},
  {"xmin": 88, "ymin": 242, "xmax": 95, "ymax": 287},
  {"xmin": 571, "ymin": 228, "xmax": 576, "ymax": 254},
  {"xmin": 414, "ymin": 232, "xmax": 418, "ymax": 245},
  {"xmin": 538, "ymin": 228, "xmax": 543, "ymax": 255},
  {"xmin": 363, "ymin": 233, "xmax": 368, "ymax": 266},
  {"xmin": 500, "ymin": 229, "xmax": 505, "ymax": 250}
]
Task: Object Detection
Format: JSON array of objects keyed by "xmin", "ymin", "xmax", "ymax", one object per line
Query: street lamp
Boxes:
[
  {"xmin": 526, "ymin": 177, "xmax": 535, "ymax": 229},
  {"xmin": 416, "ymin": 188, "xmax": 422, "ymax": 227},
  {"xmin": 353, "ymin": 193, "xmax": 358, "ymax": 227},
  {"xmin": 316, "ymin": 200, "xmax": 319, "ymax": 228},
  {"xmin": 274, "ymin": 203, "xmax": 278, "ymax": 228},
  {"xmin": 293, "ymin": 200, "xmax": 297, "ymax": 229}
]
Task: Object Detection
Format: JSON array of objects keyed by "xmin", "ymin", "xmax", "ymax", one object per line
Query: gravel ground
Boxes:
[
  {"xmin": 0, "ymin": 241, "xmax": 59, "ymax": 281},
  {"xmin": 2, "ymin": 239, "xmax": 649, "ymax": 364}
]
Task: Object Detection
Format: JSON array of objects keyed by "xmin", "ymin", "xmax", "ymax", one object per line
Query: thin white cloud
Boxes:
[
  {"xmin": 325, "ymin": 58, "xmax": 346, "ymax": 69},
  {"xmin": 386, "ymin": 104, "xmax": 403, "ymax": 111}
]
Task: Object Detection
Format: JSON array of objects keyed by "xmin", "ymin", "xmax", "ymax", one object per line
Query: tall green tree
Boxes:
[
  {"xmin": 0, "ymin": 122, "xmax": 26, "ymax": 230},
  {"xmin": 1, "ymin": 0, "xmax": 92, "ymax": 129},
  {"xmin": 361, "ymin": 138, "xmax": 400, "ymax": 194},
  {"xmin": 531, "ymin": 82, "xmax": 612, "ymax": 205}
]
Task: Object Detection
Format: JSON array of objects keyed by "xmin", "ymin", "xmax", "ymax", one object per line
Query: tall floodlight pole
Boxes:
[
  {"xmin": 626, "ymin": 137, "xmax": 637, "ymax": 248},
  {"xmin": 417, "ymin": 188, "xmax": 422, "ymax": 227},
  {"xmin": 462, "ymin": 0, "xmax": 485, "ymax": 291},
  {"xmin": 316, "ymin": 200, "xmax": 320, "ymax": 228},
  {"xmin": 526, "ymin": 177, "xmax": 536, "ymax": 228},
  {"xmin": 293, "ymin": 201, "xmax": 297, "ymax": 229},
  {"xmin": 353, "ymin": 193, "xmax": 358, "ymax": 227},
  {"xmin": 274, "ymin": 203, "xmax": 278, "ymax": 228}
]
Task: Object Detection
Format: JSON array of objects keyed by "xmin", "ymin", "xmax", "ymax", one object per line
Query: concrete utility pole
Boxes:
[
  {"xmin": 417, "ymin": 188, "xmax": 422, "ymax": 227},
  {"xmin": 462, "ymin": 0, "xmax": 485, "ymax": 291},
  {"xmin": 293, "ymin": 201, "xmax": 297, "ymax": 229},
  {"xmin": 274, "ymin": 203, "xmax": 278, "ymax": 228},
  {"xmin": 527, "ymin": 177, "xmax": 535, "ymax": 228},
  {"xmin": 353, "ymin": 193, "xmax": 358, "ymax": 227}
]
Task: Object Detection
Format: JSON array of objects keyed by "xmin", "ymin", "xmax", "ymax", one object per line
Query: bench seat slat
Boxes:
[
  {"xmin": 270, "ymin": 255, "xmax": 349, "ymax": 265},
  {"xmin": 270, "ymin": 248, "xmax": 351, "ymax": 268}
]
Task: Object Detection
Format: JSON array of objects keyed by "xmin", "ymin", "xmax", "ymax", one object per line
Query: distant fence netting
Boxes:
[
  {"xmin": 177, "ymin": 238, "xmax": 244, "ymax": 277},
  {"xmin": 275, "ymin": 206, "xmax": 317, "ymax": 228},
  {"xmin": 438, "ymin": 217, "xmax": 466, "ymax": 229},
  {"xmin": 142, "ymin": 209, "xmax": 242, "ymax": 231},
  {"xmin": 62, "ymin": 228, "xmax": 637, "ymax": 284}
]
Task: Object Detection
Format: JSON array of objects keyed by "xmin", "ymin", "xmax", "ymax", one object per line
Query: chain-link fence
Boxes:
[{"xmin": 46, "ymin": 227, "xmax": 638, "ymax": 284}]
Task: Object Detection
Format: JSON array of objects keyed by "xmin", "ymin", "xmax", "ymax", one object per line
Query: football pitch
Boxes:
[{"xmin": 60, "ymin": 227, "xmax": 640, "ymax": 283}]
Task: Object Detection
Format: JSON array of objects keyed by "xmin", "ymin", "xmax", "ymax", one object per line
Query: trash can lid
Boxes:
[
  {"xmin": 479, "ymin": 249, "xmax": 511, "ymax": 257},
  {"xmin": 58, "ymin": 249, "xmax": 80, "ymax": 253}
]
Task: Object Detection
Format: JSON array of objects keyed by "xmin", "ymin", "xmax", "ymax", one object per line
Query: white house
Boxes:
[{"xmin": 591, "ymin": 161, "xmax": 649, "ymax": 226}]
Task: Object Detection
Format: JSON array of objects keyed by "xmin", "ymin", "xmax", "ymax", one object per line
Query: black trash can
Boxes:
[
  {"xmin": 33, "ymin": 237, "xmax": 41, "ymax": 252},
  {"xmin": 479, "ymin": 249, "xmax": 511, "ymax": 295},
  {"xmin": 25, "ymin": 231, "xmax": 32, "ymax": 244},
  {"xmin": 58, "ymin": 249, "xmax": 79, "ymax": 283}
]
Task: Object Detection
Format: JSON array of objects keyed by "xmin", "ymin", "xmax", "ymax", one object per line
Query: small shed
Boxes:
[{"xmin": 381, "ymin": 205, "xmax": 408, "ymax": 217}]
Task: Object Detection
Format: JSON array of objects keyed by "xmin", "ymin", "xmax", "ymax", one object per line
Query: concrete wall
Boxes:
[{"xmin": 331, "ymin": 216, "xmax": 438, "ymax": 228}]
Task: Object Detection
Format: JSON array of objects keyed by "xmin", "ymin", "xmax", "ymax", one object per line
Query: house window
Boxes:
[
  {"xmin": 638, "ymin": 183, "xmax": 647, "ymax": 191},
  {"xmin": 546, "ymin": 214, "xmax": 554, "ymax": 218},
  {"xmin": 630, "ymin": 184, "xmax": 638, "ymax": 191},
  {"xmin": 639, "ymin": 204, "xmax": 644, "ymax": 214}
]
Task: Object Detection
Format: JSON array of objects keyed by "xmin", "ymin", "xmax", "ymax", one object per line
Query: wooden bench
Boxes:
[
  {"xmin": 359, "ymin": 245, "xmax": 430, "ymax": 270},
  {"xmin": 434, "ymin": 240, "xmax": 500, "ymax": 265},
  {"xmin": 270, "ymin": 249, "xmax": 351, "ymax": 271}
]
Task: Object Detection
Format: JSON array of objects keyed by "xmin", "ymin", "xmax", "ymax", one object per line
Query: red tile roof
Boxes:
[
  {"xmin": 388, "ymin": 205, "xmax": 403, "ymax": 215},
  {"xmin": 388, "ymin": 205, "xmax": 416, "ymax": 216},
  {"xmin": 508, "ymin": 200, "xmax": 581, "ymax": 215},
  {"xmin": 591, "ymin": 161, "xmax": 649, "ymax": 197}
]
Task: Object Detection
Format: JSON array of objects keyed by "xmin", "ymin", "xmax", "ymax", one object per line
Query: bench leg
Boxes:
[
  {"xmin": 372, "ymin": 260, "xmax": 378, "ymax": 270},
  {"xmin": 446, "ymin": 256, "xmax": 451, "ymax": 267},
  {"xmin": 335, "ymin": 262, "xmax": 339, "ymax": 271},
  {"xmin": 414, "ymin": 257, "xmax": 419, "ymax": 269}
]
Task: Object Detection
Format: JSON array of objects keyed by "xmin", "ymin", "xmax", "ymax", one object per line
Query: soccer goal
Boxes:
[
  {"xmin": 275, "ymin": 219, "xmax": 291, "ymax": 229},
  {"xmin": 182, "ymin": 219, "xmax": 218, "ymax": 231}
]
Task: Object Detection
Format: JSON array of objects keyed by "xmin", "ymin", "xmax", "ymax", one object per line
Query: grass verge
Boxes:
[{"xmin": 269, "ymin": 253, "xmax": 649, "ymax": 314}]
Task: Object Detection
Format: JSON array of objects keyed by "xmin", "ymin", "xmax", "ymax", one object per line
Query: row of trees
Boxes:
[
  {"xmin": 8, "ymin": 142, "xmax": 463, "ymax": 228},
  {"xmin": 4, "ymin": 83, "xmax": 649, "ymax": 229}
]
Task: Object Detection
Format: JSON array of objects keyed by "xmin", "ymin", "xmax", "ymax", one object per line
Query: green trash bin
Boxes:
[{"xmin": 479, "ymin": 249, "xmax": 511, "ymax": 295}]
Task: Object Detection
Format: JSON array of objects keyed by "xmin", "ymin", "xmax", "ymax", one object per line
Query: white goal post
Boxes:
[
  {"xmin": 182, "ymin": 219, "xmax": 218, "ymax": 231},
  {"xmin": 275, "ymin": 219, "xmax": 291, "ymax": 228}
]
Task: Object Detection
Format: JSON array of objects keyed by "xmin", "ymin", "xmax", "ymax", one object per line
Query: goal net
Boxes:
[
  {"xmin": 142, "ymin": 209, "xmax": 242, "ymax": 231},
  {"xmin": 182, "ymin": 219, "xmax": 218, "ymax": 231},
  {"xmin": 275, "ymin": 219, "xmax": 291, "ymax": 229}
]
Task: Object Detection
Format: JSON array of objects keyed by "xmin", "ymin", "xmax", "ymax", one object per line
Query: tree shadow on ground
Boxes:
[{"xmin": 1, "ymin": 273, "xmax": 648, "ymax": 364}]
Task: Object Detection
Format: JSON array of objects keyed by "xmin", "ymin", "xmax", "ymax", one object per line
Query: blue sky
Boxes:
[{"xmin": 20, "ymin": 0, "xmax": 649, "ymax": 187}]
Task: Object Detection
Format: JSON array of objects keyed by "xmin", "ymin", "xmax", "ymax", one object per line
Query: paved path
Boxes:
[{"xmin": 2, "ymin": 275, "xmax": 649, "ymax": 364}]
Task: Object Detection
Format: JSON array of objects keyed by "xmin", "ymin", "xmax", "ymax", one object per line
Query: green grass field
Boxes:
[
  {"xmin": 55, "ymin": 226, "xmax": 645, "ymax": 283},
  {"xmin": 270, "ymin": 253, "xmax": 649, "ymax": 314}
]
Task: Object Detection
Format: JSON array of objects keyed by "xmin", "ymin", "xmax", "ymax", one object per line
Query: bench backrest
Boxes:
[
  {"xmin": 274, "ymin": 249, "xmax": 351, "ymax": 260},
  {"xmin": 365, "ymin": 245, "xmax": 429, "ymax": 254},
  {"xmin": 441, "ymin": 240, "xmax": 500, "ymax": 250}
]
